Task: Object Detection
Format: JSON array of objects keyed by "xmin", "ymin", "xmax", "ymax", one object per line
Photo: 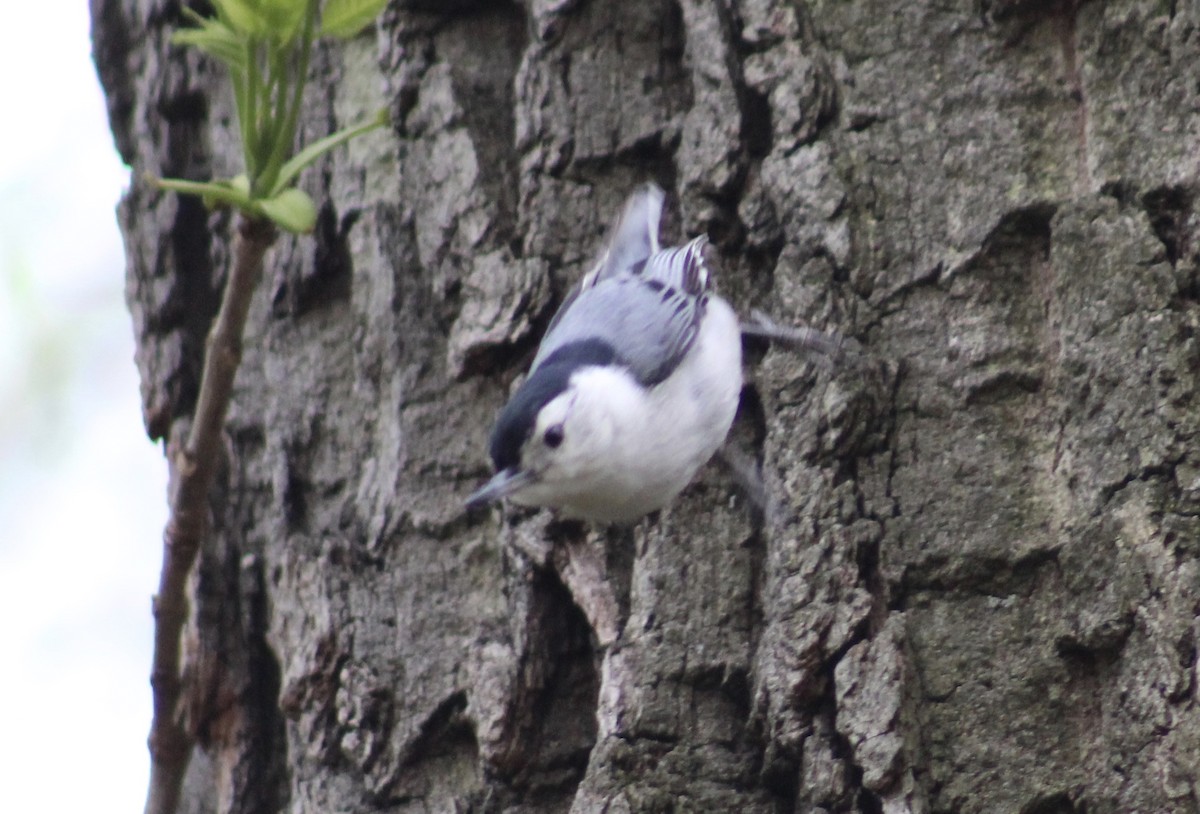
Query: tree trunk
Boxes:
[{"xmin": 92, "ymin": 1, "xmax": 1200, "ymax": 812}]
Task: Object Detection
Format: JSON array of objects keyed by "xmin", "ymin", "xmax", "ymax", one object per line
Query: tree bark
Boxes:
[{"xmin": 93, "ymin": 1, "xmax": 1200, "ymax": 812}]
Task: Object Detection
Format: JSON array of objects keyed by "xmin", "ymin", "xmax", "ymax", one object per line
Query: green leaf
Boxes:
[
  {"xmin": 269, "ymin": 108, "xmax": 389, "ymax": 196},
  {"xmin": 258, "ymin": 0, "xmax": 309, "ymax": 42},
  {"xmin": 256, "ymin": 187, "xmax": 318, "ymax": 233},
  {"xmin": 152, "ymin": 176, "xmax": 255, "ymax": 211},
  {"xmin": 231, "ymin": 174, "xmax": 252, "ymax": 196},
  {"xmin": 251, "ymin": 3, "xmax": 317, "ymax": 194},
  {"xmin": 213, "ymin": 0, "xmax": 271, "ymax": 37},
  {"xmin": 319, "ymin": 0, "xmax": 388, "ymax": 38},
  {"xmin": 172, "ymin": 14, "xmax": 247, "ymax": 69}
]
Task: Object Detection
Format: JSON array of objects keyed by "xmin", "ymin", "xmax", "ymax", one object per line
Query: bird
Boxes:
[{"xmin": 465, "ymin": 183, "xmax": 743, "ymax": 523}]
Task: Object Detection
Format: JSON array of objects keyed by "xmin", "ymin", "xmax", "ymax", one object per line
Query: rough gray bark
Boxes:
[{"xmin": 93, "ymin": 1, "xmax": 1200, "ymax": 812}]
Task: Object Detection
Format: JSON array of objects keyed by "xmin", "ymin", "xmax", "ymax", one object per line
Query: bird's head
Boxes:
[{"xmin": 466, "ymin": 341, "xmax": 624, "ymax": 514}]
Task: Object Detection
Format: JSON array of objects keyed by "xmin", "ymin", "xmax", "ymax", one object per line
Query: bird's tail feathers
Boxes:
[{"xmin": 587, "ymin": 183, "xmax": 666, "ymax": 286}]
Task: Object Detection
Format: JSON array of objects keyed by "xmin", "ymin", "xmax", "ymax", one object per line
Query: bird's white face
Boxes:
[
  {"xmin": 506, "ymin": 386, "xmax": 598, "ymax": 509},
  {"xmin": 509, "ymin": 367, "xmax": 659, "ymax": 520},
  {"xmin": 466, "ymin": 363, "xmax": 653, "ymax": 522}
]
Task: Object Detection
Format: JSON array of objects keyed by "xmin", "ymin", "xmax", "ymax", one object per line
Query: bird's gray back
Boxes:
[{"xmin": 532, "ymin": 238, "xmax": 710, "ymax": 386}]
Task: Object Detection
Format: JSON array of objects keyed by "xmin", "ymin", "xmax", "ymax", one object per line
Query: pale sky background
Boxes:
[{"xmin": 0, "ymin": 4, "xmax": 166, "ymax": 812}]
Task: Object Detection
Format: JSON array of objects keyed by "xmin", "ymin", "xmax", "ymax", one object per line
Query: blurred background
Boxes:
[{"xmin": 0, "ymin": 4, "xmax": 165, "ymax": 811}]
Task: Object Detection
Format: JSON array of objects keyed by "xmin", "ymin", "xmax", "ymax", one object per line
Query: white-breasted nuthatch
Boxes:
[{"xmin": 466, "ymin": 183, "xmax": 743, "ymax": 523}]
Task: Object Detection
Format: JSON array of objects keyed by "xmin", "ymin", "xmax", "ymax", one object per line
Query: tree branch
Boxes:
[{"xmin": 144, "ymin": 215, "xmax": 276, "ymax": 814}]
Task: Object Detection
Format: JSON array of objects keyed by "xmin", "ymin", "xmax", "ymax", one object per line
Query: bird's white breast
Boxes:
[{"xmin": 557, "ymin": 295, "xmax": 743, "ymax": 522}]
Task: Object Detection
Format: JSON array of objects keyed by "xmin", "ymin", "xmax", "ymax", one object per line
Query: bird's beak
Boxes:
[{"xmin": 465, "ymin": 467, "xmax": 534, "ymax": 510}]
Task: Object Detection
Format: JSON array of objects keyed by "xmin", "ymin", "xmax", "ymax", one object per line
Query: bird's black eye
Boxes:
[{"xmin": 543, "ymin": 424, "xmax": 564, "ymax": 448}]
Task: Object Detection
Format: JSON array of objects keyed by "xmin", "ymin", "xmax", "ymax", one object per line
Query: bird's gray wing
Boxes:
[{"xmin": 532, "ymin": 238, "xmax": 709, "ymax": 386}]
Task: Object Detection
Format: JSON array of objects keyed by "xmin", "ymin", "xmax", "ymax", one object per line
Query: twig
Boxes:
[{"xmin": 144, "ymin": 215, "xmax": 276, "ymax": 814}]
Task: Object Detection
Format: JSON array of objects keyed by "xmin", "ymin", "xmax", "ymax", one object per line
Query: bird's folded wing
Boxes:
[{"xmin": 532, "ymin": 274, "xmax": 705, "ymax": 387}]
